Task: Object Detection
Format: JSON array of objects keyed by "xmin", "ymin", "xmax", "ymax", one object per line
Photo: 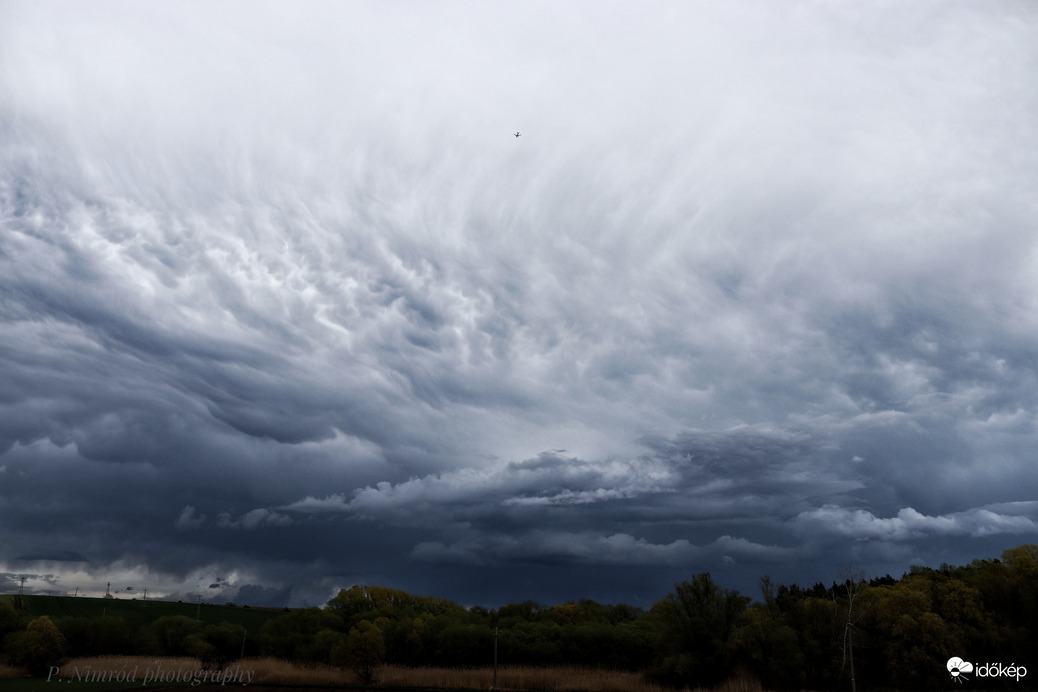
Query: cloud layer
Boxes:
[{"xmin": 2, "ymin": 1, "xmax": 1037, "ymax": 606}]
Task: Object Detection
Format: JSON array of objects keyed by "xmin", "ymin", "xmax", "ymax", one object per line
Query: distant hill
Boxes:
[{"xmin": 2, "ymin": 593, "xmax": 291, "ymax": 629}]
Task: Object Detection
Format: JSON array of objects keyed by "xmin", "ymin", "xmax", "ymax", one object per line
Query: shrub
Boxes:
[{"xmin": 9, "ymin": 615, "xmax": 67, "ymax": 676}]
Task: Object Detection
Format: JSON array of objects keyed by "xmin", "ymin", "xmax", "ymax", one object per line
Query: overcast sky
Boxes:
[{"xmin": 2, "ymin": 0, "xmax": 1037, "ymax": 609}]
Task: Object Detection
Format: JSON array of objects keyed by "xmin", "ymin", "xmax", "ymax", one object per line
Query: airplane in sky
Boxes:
[{"xmin": 514, "ymin": 131, "xmax": 521, "ymax": 138}]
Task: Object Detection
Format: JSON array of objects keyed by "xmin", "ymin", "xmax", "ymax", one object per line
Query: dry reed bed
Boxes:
[
  {"xmin": 55, "ymin": 656, "xmax": 351, "ymax": 685},
  {"xmin": 380, "ymin": 664, "xmax": 667, "ymax": 692},
  {"xmin": 50, "ymin": 656, "xmax": 766, "ymax": 692},
  {"xmin": 243, "ymin": 659, "xmax": 673, "ymax": 691},
  {"xmin": 244, "ymin": 656, "xmax": 353, "ymax": 685},
  {"xmin": 0, "ymin": 662, "xmax": 27, "ymax": 677},
  {"xmin": 57, "ymin": 655, "xmax": 202, "ymax": 677}
]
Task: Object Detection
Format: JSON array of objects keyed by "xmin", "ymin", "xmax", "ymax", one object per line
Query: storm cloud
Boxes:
[{"xmin": 2, "ymin": 0, "xmax": 1037, "ymax": 607}]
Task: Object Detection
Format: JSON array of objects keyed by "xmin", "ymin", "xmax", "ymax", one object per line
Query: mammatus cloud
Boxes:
[{"xmin": 1, "ymin": 1, "xmax": 1037, "ymax": 605}]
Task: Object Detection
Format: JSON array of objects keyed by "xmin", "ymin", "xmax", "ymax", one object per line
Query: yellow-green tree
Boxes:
[
  {"xmin": 732, "ymin": 603, "xmax": 805, "ymax": 689},
  {"xmin": 334, "ymin": 620, "xmax": 385, "ymax": 685},
  {"xmin": 1002, "ymin": 545, "xmax": 1038, "ymax": 624},
  {"xmin": 861, "ymin": 579, "xmax": 958, "ymax": 689},
  {"xmin": 11, "ymin": 615, "xmax": 67, "ymax": 676}
]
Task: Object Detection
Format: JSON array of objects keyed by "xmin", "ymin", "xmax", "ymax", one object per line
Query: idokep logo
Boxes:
[
  {"xmin": 948, "ymin": 657, "xmax": 974, "ymax": 683},
  {"xmin": 948, "ymin": 657, "xmax": 1028, "ymax": 683}
]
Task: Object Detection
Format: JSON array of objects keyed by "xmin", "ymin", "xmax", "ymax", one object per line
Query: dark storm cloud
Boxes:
[
  {"xmin": 14, "ymin": 550, "xmax": 87, "ymax": 562},
  {"xmin": 1, "ymin": 0, "xmax": 1037, "ymax": 606}
]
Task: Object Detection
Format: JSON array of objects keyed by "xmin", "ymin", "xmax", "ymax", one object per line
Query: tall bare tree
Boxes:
[{"xmin": 831, "ymin": 567, "xmax": 867, "ymax": 692}]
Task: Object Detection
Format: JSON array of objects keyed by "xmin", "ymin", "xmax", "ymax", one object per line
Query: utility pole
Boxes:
[
  {"xmin": 847, "ymin": 621, "xmax": 857, "ymax": 692},
  {"xmin": 196, "ymin": 595, "xmax": 202, "ymax": 621},
  {"xmin": 143, "ymin": 587, "xmax": 147, "ymax": 601},
  {"xmin": 492, "ymin": 627, "xmax": 499, "ymax": 690}
]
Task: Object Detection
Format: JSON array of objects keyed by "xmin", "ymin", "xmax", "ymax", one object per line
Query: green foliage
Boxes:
[
  {"xmin": 496, "ymin": 600, "xmax": 548, "ymax": 624},
  {"xmin": 13, "ymin": 594, "xmax": 285, "ymax": 631},
  {"xmin": 732, "ymin": 604, "xmax": 805, "ymax": 689},
  {"xmin": 57, "ymin": 616, "xmax": 144, "ymax": 657},
  {"xmin": 256, "ymin": 607, "xmax": 342, "ymax": 663},
  {"xmin": 327, "ymin": 585, "xmax": 462, "ymax": 627},
  {"xmin": 862, "ymin": 580, "xmax": 957, "ymax": 689},
  {"xmin": 921, "ymin": 549, "xmax": 1036, "ymax": 668},
  {"xmin": 313, "ymin": 627, "xmax": 347, "ymax": 665},
  {"xmin": 7, "ymin": 615, "xmax": 67, "ymax": 676},
  {"xmin": 197, "ymin": 621, "xmax": 247, "ymax": 667},
  {"xmin": 0, "ymin": 598, "xmax": 26, "ymax": 643},
  {"xmin": 335, "ymin": 620, "xmax": 385, "ymax": 685},
  {"xmin": 649, "ymin": 572, "xmax": 751, "ymax": 689},
  {"xmin": 783, "ymin": 593, "xmax": 842, "ymax": 688},
  {"xmin": 430, "ymin": 622, "xmax": 495, "ymax": 666},
  {"xmin": 2, "ymin": 543, "xmax": 1035, "ymax": 691},
  {"xmin": 323, "ymin": 586, "xmax": 659, "ymax": 671},
  {"xmin": 1002, "ymin": 544, "xmax": 1038, "ymax": 637},
  {"xmin": 148, "ymin": 615, "xmax": 203, "ymax": 656}
]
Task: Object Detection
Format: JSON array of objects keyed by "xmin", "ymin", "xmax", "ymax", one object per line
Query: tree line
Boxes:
[{"xmin": 2, "ymin": 544, "xmax": 1035, "ymax": 689}]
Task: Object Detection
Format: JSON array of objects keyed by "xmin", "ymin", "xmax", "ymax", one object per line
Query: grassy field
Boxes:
[{"xmin": 3, "ymin": 593, "xmax": 290, "ymax": 630}]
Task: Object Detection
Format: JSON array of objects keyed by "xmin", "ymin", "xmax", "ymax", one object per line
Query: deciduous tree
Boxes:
[
  {"xmin": 11, "ymin": 615, "xmax": 66, "ymax": 676},
  {"xmin": 336, "ymin": 620, "xmax": 385, "ymax": 685},
  {"xmin": 649, "ymin": 572, "xmax": 749, "ymax": 688}
]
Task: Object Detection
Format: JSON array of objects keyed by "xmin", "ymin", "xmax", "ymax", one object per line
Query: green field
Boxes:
[{"xmin": 3, "ymin": 593, "xmax": 291, "ymax": 630}]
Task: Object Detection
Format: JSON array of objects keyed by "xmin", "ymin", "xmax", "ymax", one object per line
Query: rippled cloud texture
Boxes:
[{"xmin": 2, "ymin": 1, "xmax": 1037, "ymax": 606}]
